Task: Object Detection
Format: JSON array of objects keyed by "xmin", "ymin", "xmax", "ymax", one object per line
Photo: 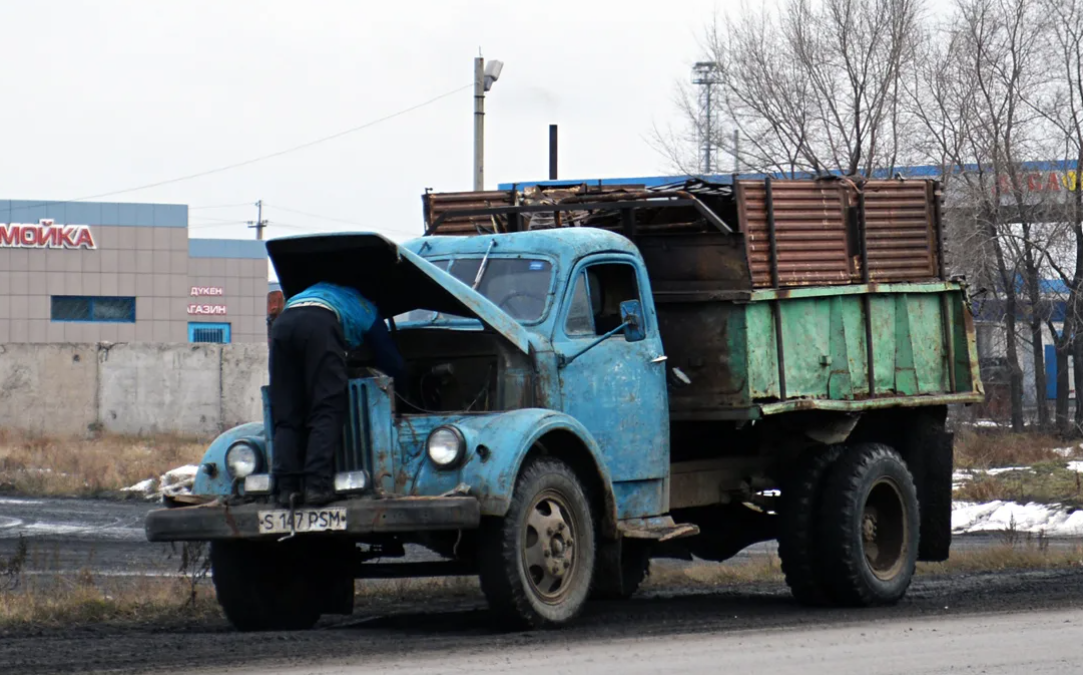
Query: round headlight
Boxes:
[
  {"xmin": 225, "ymin": 441, "xmax": 259, "ymax": 479},
  {"xmin": 427, "ymin": 427, "xmax": 465, "ymax": 468}
]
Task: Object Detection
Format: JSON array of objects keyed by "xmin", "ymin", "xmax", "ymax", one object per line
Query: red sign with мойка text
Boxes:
[{"xmin": 0, "ymin": 219, "xmax": 96, "ymax": 249}]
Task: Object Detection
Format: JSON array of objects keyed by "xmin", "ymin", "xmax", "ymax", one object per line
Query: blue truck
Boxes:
[{"xmin": 146, "ymin": 178, "xmax": 983, "ymax": 630}]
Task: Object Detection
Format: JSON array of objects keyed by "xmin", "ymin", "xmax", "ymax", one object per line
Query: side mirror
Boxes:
[{"xmin": 620, "ymin": 300, "xmax": 646, "ymax": 343}]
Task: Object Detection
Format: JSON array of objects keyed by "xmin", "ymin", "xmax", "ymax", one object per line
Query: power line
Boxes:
[
  {"xmin": 3, "ymin": 82, "xmax": 471, "ymax": 214},
  {"xmin": 189, "ymin": 202, "xmax": 253, "ymax": 210},
  {"xmin": 265, "ymin": 203, "xmax": 423, "ymax": 236}
]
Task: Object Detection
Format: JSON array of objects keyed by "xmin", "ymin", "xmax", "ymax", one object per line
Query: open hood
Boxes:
[{"xmin": 266, "ymin": 233, "xmax": 535, "ymax": 354}]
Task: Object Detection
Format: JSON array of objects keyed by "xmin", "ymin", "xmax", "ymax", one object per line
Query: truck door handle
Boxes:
[{"xmin": 650, "ymin": 355, "xmax": 668, "ymax": 363}]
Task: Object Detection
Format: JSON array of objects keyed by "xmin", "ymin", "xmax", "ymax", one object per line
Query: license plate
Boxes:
[{"xmin": 257, "ymin": 507, "xmax": 347, "ymax": 535}]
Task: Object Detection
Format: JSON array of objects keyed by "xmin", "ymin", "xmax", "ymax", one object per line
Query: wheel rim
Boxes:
[
  {"xmin": 861, "ymin": 477, "xmax": 908, "ymax": 581},
  {"xmin": 521, "ymin": 488, "xmax": 580, "ymax": 604}
]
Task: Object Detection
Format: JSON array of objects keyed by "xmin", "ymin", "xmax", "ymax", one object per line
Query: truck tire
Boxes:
[
  {"xmin": 211, "ymin": 540, "xmax": 321, "ymax": 631},
  {"xmin": 478, "ymin": 457, "xmax": 596, "ymax": 628},
  {"xmin": 778, "ymin": 445, "xmax": 845, "ymax": 606},
  {"xmin": 816, "ymin": 443, "xmax": 920, "ymax": 606}
]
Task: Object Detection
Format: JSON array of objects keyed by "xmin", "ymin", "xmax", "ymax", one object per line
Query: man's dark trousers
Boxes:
[{"xmin": 269, "ymin": 306, "xmax": 348, "ymax": 500}]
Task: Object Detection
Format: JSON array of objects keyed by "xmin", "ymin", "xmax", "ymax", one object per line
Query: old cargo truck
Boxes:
[{"xmin": 145, "ymin": 177, "xmax": 983, "ymax": 630}]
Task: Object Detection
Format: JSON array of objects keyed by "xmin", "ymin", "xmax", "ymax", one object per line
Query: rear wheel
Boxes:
[
  {"xmin": 478, "ymin": 458, "xmax": 596, "ymax": 628},
  {"xmin": 211, "ymin": 540, "xmax": 322, "ymax": 631},
  {"xmin": 778, "ymin": 445, "xmax": 845, "ymax": 605},
  {"xmin": 816, "ymin": 443, "xmax": 919, "ymax": 606}
]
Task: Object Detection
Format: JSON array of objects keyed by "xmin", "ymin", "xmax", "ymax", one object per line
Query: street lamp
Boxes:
[{"xmin": 474, "ymin": 56, "xmax": 504, "ymax": 191}]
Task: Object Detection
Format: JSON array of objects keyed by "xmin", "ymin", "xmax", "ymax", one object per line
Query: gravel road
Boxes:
[{"xmin": 229, "ymin": 608, "xmax": 1083, "ymax": 675}]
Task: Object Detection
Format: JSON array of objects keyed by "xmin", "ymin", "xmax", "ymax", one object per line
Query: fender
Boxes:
[
  {"xmin": 452, "ymin": 408, "xmax": 617, "ymax": 526},
  {"xmin": 192, "ymin": 422, "xmax": 266, "ymax": 496}
]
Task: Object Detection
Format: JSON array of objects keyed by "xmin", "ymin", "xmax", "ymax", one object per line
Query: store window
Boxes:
[
  {"xmin": 189, "ymin": 322, "xmax": 231, "ymax": 344},
  {"xmin": 51, "ymin": 296, "xmax": 136, "ymax": 323}
]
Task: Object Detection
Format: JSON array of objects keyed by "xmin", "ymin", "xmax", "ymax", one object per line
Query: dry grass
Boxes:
[
  {"xmin": 0, "ymin": 429, "xmax": 207, "ymax": 497},
  {"xmin": 1, "ymin": 540, "xmax": 1080, "ymax": 629},
  {"xmin": 918, "ymin": 539, "xmax": 1083, "ymax": 574},
  {"xmin": 644, "ymin": 554, "xmax": 785, "ymax": 589},
  {"xmin": 954, "ymin": 463, "xmax": 1083, "ymax": 508},
  {"xmin": 0, "ymin": 576, "xmax": 220, "ymax": 629},
  {"xmin": 953, "ymin": 428, "xmax": 1078, "ymax": 470}
]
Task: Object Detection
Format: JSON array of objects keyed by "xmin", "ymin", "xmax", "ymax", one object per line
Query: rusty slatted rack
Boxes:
[
  {"xmin": 857, "ymin": 189, "xmax": 876, "ymax": 397},
  {"xmin": 424, "ymin": 193, "xmax": 734, "ymax": 236},
  {"xmin": 764, "ymin": 176, "xmax": 787, "ymax": 400}
]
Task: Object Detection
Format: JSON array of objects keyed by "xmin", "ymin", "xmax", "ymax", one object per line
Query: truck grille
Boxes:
[{"xmin": 336, "ymin": 379, "xmax": 372, "ymax": 474}]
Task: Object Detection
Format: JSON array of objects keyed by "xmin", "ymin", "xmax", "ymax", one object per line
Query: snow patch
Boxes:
[
  {"xmin": 0, "ymin": 497, "xmax": 44, "ymax": 505},
  {"xmin": 122, "ymin": 464, "xmax": 199, "ymax": 501},
  {"xmin": 1052, "ymin": 444, "xmax": 1083, "ymax": 458},
  {"xmin": 952, "ymin": 500, "xmax": 1083, "ymax": 536},
  {"xmin": 1067, "ymin": 460, "xmax": 1083, "ymax": 473}
]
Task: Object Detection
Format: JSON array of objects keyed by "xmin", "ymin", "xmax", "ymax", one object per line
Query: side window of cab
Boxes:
[{"xmin": 564, "ymin": 262, "xmax": 641, "ymax": 337}]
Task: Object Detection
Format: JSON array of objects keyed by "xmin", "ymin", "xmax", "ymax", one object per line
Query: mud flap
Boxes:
[
  {"xmin": 310, "ymin": 539, "xmax": 357, "ymax": 615},
  {"xmin": 904, "ymin": 412, "xmax": 953, "ymax": 562}
]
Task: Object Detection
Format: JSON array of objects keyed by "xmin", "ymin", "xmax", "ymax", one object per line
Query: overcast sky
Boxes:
[{"xmin": 0, "ymin": 0, "xmax": 723, "ymax": 254}]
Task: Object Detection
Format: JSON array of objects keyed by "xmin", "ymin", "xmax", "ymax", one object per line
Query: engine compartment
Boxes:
[{"xmin": 348, "ymin": 328, "xmax": 522, "ymax": 413}]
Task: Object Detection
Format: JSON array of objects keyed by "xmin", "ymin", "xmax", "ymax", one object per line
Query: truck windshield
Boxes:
[{"xmin": 396, "ymin": 257, "xmax": 553, "ymax": 324}]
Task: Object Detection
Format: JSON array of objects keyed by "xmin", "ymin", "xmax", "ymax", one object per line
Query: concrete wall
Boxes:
[{"xmin": 0, "ymin": 342, "xmax": 268, "ymax": 437}]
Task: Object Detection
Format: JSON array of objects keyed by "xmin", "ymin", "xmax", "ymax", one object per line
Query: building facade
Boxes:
[{"xmin": 0, "ymin": 199, "xmax": 269, "ymax": 343}]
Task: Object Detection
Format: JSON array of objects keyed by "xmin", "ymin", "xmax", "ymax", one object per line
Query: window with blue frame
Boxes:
[
  {"xmin": 189, "ymin": 322, "xmax": 231, "ymax": 343},
  {"xmin": 51, "ymin": 296, "xmax": 135, "ymax": 323}
]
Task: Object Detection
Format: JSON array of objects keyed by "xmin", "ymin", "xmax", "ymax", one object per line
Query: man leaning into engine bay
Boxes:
[{"xmin": 268, "ymin": 281, "xmax": 406, "ymax": 508}]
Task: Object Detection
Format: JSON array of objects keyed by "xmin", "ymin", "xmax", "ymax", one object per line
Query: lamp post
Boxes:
[{"xmin": 474, "ymin": 56, "xmax": 504, "ymax": 191}]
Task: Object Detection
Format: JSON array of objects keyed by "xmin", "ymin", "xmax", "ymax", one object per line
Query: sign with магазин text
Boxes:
[
  {"xmin": 187, "ymin": 304, "xmax": 227, "ymax": 315},
  {"xmin": 0, "ymin": 219, "xmax": 96, "ymax": 249}
]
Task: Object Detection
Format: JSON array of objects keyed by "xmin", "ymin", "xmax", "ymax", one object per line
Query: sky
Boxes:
[{"xmin": 0, "ymin": 0, "xmax": 724, "ymax": 256}]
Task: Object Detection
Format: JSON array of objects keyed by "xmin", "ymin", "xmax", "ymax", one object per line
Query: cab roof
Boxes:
[{"xmin": 404, "ymin": 227, "xmax": 641, "ymax": 262}]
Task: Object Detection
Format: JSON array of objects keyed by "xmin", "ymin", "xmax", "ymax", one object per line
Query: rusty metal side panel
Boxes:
[
  {"xmin": 423, "ymin": 190, "xmax": 516, "ymax": 235},
  {"xmin": 863, "ymin": 180, "xmax": 939, "ymax": 281},
  {"xmin": 657, "ymin": 299, "xmax": 753, "ymax": 416},
  {"xmin": 736, "ymin": 180, "xmax": 852, "ymax": 287},
  {"xmin": 636, "ymin": 232, "xmax": 753, "ymax": 293}
]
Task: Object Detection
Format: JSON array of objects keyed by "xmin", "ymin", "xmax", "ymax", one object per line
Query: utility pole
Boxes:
[
  {"xmin": 473, "ymin": 54, "xmax": 504, "ymax": 191},
  {"xmin": 248, "ymin": 200, "xmax": 267, "ymax": 240},
  {"xmin": 733, "ymin": 129, "xmax": 741, "ymax": 174},
  {"xmin": 691, "ymin": 62, "xmax": 720, "ymax": 174},
  {"xmin": 474, "ymin": 56, "xmax": 485, "ymax": 191}
]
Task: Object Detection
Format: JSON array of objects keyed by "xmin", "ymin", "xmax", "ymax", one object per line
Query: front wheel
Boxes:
[
  {"xmin": 478, "ymin": 458, "xmax": 596, "ymax": 628},
  {"xmin": 211, "ymin": 540, "xmax": 322, "ymax": 631},
  {"xmin": 816, "ymin": 443, "xmax": 920, "ymax": 606}
]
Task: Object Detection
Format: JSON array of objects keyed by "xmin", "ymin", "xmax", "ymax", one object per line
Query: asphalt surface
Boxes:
[
  {"xmin": 225, "ymin": 608, "xmax": 1083, "ymax": 675},
  {"xmin": 2, "ymin": 496, "xmax": 1082, "ymax": 675}
]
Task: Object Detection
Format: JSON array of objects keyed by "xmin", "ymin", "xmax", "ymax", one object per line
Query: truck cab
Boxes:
[{"xmin": 146, "ymin": 178, "xmax": 983, "ymax": 631}]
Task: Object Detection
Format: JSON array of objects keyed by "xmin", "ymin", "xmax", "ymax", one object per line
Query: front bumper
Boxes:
[{"xmin": 145, "ymin": 496, "xmax": 481, "ymax": 542}]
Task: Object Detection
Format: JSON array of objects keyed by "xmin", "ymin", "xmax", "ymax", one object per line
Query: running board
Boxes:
[{"xmin": 617, "ymin": 516, "xmax": 700, "ymax": 542}]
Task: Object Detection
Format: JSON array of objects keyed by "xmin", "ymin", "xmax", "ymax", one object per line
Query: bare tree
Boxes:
[
  {"xmin": 904, "ymin": 0, "xmax": 1050, "ymax": 430},
  {"xmin": 653, "ymin": 0, "xmax": 922, "ymax": 177},
  {"xmin": 1030, "ymin": 0, "xmax": 1083, "ymax": 434}
]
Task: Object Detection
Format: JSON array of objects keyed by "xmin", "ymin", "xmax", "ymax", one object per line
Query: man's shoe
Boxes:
[
  {"xmin": 274, "ymin": 476, "xmax": 300, "ymax": 508},
  {"xmin": 304, "ymin": 477, "xmax": 336, "ymax": 507},
  {"xmin": 274, "ymin": 490, "xmax": 301, "ymax": 508}
]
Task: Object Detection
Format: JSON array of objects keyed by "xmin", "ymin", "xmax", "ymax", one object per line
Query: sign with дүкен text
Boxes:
[
  {"xmin": 187, "ymin": 304, "xmax": 227, "ymax": 316},
  {"xmin": 0, "ymin": 219, "xmax": 96, "ymax": 249},
  {"xmin": 191, "ymin": 286, "xmax": 224, "ymax": 297}
]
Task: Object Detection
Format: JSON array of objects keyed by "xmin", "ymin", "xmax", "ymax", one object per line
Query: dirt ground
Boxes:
[{"xmin": 0, "ymin": 565, "xmax": 1080, "ymax": 675}]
